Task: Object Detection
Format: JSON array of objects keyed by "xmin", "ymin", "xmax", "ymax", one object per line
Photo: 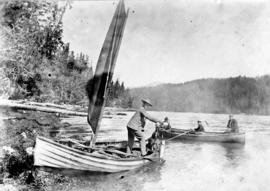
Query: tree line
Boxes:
[
  {"xmin": 4, "ymin": 0, "xmax": 267, "ymax": 114},
  {"xmin": 0, "ymin": 0, "xmax": 133, "ymax": 107},
  {"xmin": 130, "ymin": 75, "xmax": 270, "ymax": 115},
  {"xmin": 106, "ymin": 79, "xmax": 134, "ymax": 108}
]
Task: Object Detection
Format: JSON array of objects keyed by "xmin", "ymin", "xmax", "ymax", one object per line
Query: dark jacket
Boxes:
[
  {"xmin": 194, "ymin": 124, "xmax": 205, "ymax": 132},
  {"xmin": 227, "ymin": 119, "xmax": 239, "ymax": 132}
]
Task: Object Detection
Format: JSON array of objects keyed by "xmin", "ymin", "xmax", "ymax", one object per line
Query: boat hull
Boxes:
[
  {"xmin": 162, "ymin": 128, "xmax": 245, "ymax": 144},
  {"xmin": 34, "ymin": 136, "xmax": 164, "ymax": 173}
]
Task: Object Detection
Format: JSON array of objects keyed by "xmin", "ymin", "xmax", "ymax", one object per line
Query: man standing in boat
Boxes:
[
  {"xmin": 226, "ymin": 114, "xmax": 239, "ymax": 133},
  {"xmin": 126, "ymin": 99, "xmax": 162, "ymax": 156}
]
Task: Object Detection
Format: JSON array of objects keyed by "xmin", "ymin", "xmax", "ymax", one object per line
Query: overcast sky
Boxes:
[{"xmin": 62, "ymin": 0, "xmax": 270, "ymax": 87}]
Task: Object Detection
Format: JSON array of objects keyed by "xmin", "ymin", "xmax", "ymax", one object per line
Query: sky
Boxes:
[{"xmin": 62, "ymin": 0, "xmax": 270, "ymax": 87}]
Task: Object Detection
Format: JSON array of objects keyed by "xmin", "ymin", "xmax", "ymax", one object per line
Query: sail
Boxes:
[{"xmin": 86, "ymin": 0, "xmax": 128, "ymax": 145}]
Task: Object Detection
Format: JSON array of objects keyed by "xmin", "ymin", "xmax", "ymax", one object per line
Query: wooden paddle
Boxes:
[{"xmin": 166, "ymin": 130, "xmax": 193, "ymax": 141}]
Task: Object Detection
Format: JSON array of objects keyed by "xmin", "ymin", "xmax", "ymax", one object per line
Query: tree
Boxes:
[
  {"xmin": 105, "ymin": 79, "xmax": 134, "ymax": 108},
  {"xmin": 1, "ymin": 0, "xmax": 66, "ymax": 98},
  {"xmin": 1, "ymin": 0, "xmax": 94, "ymax": 104}
]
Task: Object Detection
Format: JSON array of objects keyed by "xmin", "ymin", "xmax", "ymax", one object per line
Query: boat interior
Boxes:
[{"xmin": 54, "ymin": 137, "xmax": 159, "ymax": 159}]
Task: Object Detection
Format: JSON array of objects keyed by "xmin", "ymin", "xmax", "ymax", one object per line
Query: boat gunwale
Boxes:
[
  {"xmin": 168, "ymin": 128, "xmax": 245, "ymax": 137},
  {"xmin": 36, "ymin": 149, "xmax": 143, "ymax": 171}
]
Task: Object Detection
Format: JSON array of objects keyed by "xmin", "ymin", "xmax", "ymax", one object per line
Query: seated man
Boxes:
[
  {"xmin": 161, "ymin": 117, "xmax": 171, "ymax": 130},
  {"xmin": 194, "ymin": 120, "xmax": 205, "ymax": 132},
  {"xmin": 226, "ymin": 114, "xmax": 239, "ymax": 133}
]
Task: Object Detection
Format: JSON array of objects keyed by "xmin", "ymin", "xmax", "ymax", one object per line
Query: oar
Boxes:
[{"xmin": 166, "ymin": 130, "xmax": 193, "ymax": 141}]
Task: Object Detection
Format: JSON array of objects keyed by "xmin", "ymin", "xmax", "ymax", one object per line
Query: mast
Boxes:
[{"xmin": 86, "ymin": 0, "xmax": 128, "ymax": 146}]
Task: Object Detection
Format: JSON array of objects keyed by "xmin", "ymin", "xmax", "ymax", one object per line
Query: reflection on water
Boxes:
[
  {"xmin": 221, "ymin": 143, "xmax": 245, "ymax": 168},
  {"xmin": 46, "ymin": 162, "xmax": 163, "ymax": 191},
  {"xmin": 48, "ymin": 112, "xmax": 270, "ymax": 191}
]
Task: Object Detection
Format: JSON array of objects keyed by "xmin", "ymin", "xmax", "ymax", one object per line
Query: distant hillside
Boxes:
[{"xmin": 130, "ymin": 75, "xmax": 270, "ymax": 115}]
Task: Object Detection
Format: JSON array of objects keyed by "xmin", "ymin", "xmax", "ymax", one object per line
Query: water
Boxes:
[{"xmin": 49, "ymin": 112, "xmax": 270, "ymax": 191}]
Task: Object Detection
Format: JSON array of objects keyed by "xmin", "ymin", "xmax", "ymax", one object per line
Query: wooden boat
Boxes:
[
  {"xmin": 161, "ymin": 128, "xmax": 245, "ymax": 144},
  {"xmin": 34, "ymin": 136, "xmax": 164, "ymax": 173},
  {"xmin": 34, "ymin": 0, "xmax": 165, "ymax": 173}
]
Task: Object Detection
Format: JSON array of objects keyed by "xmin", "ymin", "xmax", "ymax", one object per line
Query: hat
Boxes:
[{"xmin": 141, "ymin": 98, "xmax": 152, "ymax": 106}]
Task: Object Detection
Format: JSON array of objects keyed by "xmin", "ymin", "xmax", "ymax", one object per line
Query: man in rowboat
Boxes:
[
  {"xmin": 162, "ymin": 117, "xmax": 171, "ymax": 130},
  {"xmin": 194, "ymin": 120, "xmax": 205, "ymax": 132},
  {"xmin": 226, "ymin": 114, "xmax": 239, "ymax": 133},
  {"xmin": 126, "ymin": 99, "xmax": 162, "ymax": 156}
]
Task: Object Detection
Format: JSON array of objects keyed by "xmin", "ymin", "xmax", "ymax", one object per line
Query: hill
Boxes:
[{"xmin": 130, "ymin": 75, "xmax": 270, "ymax": 115}]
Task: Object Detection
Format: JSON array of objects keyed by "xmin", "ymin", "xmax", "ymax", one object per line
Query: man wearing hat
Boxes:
[{"xmin": 126, "ymin": 98, "xmax": 162, "ymax": 156}]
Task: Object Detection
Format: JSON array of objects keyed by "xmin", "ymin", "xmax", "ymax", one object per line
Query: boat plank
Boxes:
[{"xmin": 34, "ymin": 136, "xmax": 152, "ymax": 172}]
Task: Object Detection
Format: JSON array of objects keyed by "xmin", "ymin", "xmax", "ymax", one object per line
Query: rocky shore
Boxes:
[
  {"xmin": 0, "ymin": 100, "xmax": 132, "ymax": 190},
  {"xmin": 0, "ymin": 102, "xmax": 78, "ymax": 189},
  {"xmin": 0, "ymin": 108, "xmax": 68, "ymax": 190}
]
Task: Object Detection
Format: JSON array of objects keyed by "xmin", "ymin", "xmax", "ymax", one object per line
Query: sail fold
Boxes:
[{"xmin": 86, "ymin": 0, "xmax": 128, "ymax": 144}]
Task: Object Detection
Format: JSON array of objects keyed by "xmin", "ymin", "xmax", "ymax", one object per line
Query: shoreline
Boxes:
[{"xmin": 2, "ymin": 99, "xmax": 268, "ymax": 116}]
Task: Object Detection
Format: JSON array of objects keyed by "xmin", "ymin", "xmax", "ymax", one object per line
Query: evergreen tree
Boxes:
[{"xmin": 1, "ymin": 0, "xmax": 66, "ymax": 98}]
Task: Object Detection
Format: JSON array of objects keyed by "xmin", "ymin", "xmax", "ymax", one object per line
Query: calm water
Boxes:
[{"xmin": 49, "ymin": 112, "xmax": 270, "ymax": 191}]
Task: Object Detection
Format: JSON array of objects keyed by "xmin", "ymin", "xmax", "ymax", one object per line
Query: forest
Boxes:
[
  {"xmin": 130, "ymin": 75, "xmax": 270, "ymax": 115},
  {"xmin": 1, "ymin": 0, "xmax": 270, "ymax": 115},
  {"xmin": 0, "ymin": 0, "xmax": 131, "ymax": 107}
]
